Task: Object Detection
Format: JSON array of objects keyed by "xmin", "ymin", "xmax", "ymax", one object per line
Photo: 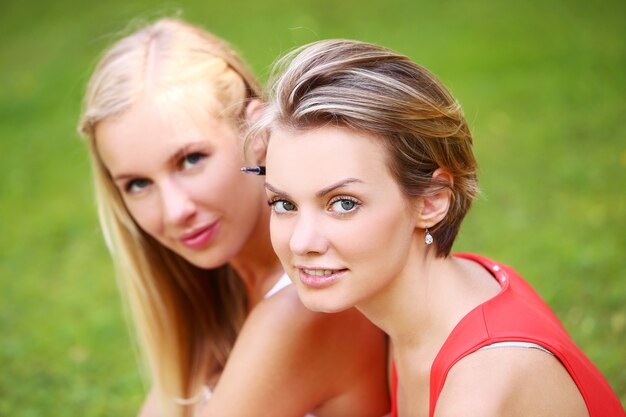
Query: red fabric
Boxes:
[
  {"xmin": 390, "ymin": 253, "xmax": 624, "ymax": 417},
  {"xmin": 390, "ymin": 361, "xmax": 398, "ymax": 417}
]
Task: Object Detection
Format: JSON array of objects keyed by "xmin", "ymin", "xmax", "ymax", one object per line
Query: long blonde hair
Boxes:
[
  {"xmin": 78, "ymin": 18, "xmax": 261, "ymax": 416},
  {"xmin": 254, "ymin": 39, "xmax": 478, "ymax": 256}
]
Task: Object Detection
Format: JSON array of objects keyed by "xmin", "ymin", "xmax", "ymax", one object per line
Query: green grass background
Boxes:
[{"xmin": 1, "ymin": 0, "xmax": 624, "ymax": 415}]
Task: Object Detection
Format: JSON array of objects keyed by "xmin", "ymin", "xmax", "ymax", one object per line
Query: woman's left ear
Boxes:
[
  {"xmin": 415, "ymin": 168, "xmax": 453, "ymax": 228},
  {"xmin": 245, "ymin": 99, "xmax": 264, "ymax": 125},
  {"xmin": 243, "ymin": 99, "xmax": 266, "ymax": 164}
]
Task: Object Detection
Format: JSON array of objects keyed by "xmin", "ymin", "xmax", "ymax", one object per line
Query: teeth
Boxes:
[{"xmin": 304, "ymin": 269, "xmax": 336, "ymax": 276}]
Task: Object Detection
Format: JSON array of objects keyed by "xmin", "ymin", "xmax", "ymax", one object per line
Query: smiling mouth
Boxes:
[
  {"xmin": 180, "ymin": 221, "xmax": 219, "ymax": 249},
  {"xmin": 302, "ymin": 268, "xmax": 342, "ymax": 276},
  {"xmin": 298, "ymin": 268, "xmax": 347, "ymax": 288}
]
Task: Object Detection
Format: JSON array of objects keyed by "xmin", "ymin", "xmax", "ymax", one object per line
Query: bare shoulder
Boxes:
[
  {"xmin": 207, "ymin": 286, "xmax": 389, "ymax": 417},
  {"xmin": 434, "ymin": 347, "xmax": 588, "ymax": 417},
  {"xmin": 247, "ymin": 285, "xmax": 320, "ymax": 331},
  {"xmin": 244, "ymin": 286, "xmax": 386, "ymax": 355}
]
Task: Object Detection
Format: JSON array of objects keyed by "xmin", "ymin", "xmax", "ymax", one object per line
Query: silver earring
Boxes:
[
  {"xmin": 424, "ymin": 228, "xmax": 433, "ymax": 245},
  {"xmin": 240, "ymin": 166, "xmax": 266, "ymax": 175}
]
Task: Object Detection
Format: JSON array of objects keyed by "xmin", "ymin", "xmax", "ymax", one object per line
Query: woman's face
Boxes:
[
  {"xmin": 265, "ymin": 125, "xmax": 419, "ymax": 312},
  {"xmin": 96, "ymin": 96, "xmax": 266, "ymax": 269}
]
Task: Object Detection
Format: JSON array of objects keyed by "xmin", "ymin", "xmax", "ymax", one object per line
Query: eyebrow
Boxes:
[
  {"xmin": 265, "ymin": 178, "xmax": 364, "ymax": 198},
  {"xmin": 111, "ymin": 141, "xmax": 208, "ymax": 182},
  {"xmin": 168, "ymin": 141, "xmax": 208, "ymax": 165},
  {"xmin": 112, "ymin": 172, "xmax": 138, "ymax": 182}
]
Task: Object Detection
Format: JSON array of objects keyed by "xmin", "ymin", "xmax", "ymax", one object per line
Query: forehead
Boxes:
[
  {"xmin": 265, "ymin": 125, "xmax": 396, "ymax": 193},
  {"xmin": 95, "ymin": 95, "xmax": 237, "ymax": 172}
]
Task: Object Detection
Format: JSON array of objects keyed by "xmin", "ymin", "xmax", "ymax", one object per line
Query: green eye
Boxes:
[
  {"xmin": 330, "ymin": 197, "xmax": 360, "ymax": 214},
  {"xmin": 125, "ymin": 178, "xmax": 151, "ymax": 193},
  {"xmin": 340, "ymin": 200, "xmax": 356, "ymax": 211},
  {"xmin": 270, "ymin": 200, "xmax": 296, "ymax": 214},
  {"xmin": 181, "ymin": 152, "xmax": 206, "ymax": 169}
]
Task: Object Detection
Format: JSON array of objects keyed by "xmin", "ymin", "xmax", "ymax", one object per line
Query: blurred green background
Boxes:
[{"xmin": 1, "ymin": 0, "xmax": 624, "ymax": 415}]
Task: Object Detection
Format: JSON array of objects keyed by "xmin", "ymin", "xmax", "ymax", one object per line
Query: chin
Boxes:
[
  {"xmin": 181, "ymin": 250, "xmax": 230, "ymax": 270},
  {"xmin": 299, "ymin": 293, "xmax": 351, "ymax": 314}
]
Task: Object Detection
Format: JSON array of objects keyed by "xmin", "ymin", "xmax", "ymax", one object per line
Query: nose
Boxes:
[
  {"xmin": 160, "ymin": 180, "xmax": 196, "ymax": 226},
  {"xmin": 289, "ymin": 212, "xmax": 328, "ymax": 256}
]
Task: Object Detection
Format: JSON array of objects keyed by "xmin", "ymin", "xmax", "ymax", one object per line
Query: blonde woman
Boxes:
[
  {"xmin": 257, "ymin": 39, "xmax": 624, "ymax": 417},
  {"xmin": 78, "ymin": 20, "xmax": 389, "ymax": 417}
]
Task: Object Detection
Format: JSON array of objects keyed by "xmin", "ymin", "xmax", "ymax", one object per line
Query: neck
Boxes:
[
  {"xmin": 358, "ymin": 251, "xmax": 501, "ymax": 362},
  {"xmin": 357, "ymin": 248, "xmax": 460, "ymax": 351},
  {"xmin": 228, "ymin": 204, "xmax": 283, "ymax": 306}
]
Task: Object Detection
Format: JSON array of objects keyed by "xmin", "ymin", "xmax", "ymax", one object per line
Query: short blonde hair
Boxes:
[
  {"xmin": 78, "ymin": 18, "xmax": 259, "ymax": 416},
  {"xmin": 254, "ymin": 39, "xmax": 479, "ymax": 256}
]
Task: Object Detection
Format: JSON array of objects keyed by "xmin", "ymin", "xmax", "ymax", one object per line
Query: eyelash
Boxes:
[
  {"xmin": 124, "ymin": 178, "xmax": 151, "ymax": 193},
  {"xmin": 267, "ymin": 197, "xmax": 297, "ymax": 214},
  {"xmin": 179, "ymin": 152, "xmax": 207, "ymax": 170},
  {"xmin": 266, "ymin": 195, "xmax": 362, "ymax": 216},
  {"xmin": 121, "ymin": 152, "xmax": 208, "ymax": 194},
  {"xmin": 328, "ymin": 195, "xmax": 362, "ymax": 215}
]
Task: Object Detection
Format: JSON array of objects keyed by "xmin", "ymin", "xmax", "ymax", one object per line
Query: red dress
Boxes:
[{"xmin": 390, "ymin": 253, "xmax": 624, "ymax": 417}]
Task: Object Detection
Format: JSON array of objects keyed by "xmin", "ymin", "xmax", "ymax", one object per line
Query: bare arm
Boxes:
[
  {"xmin": 196, "ymin": 286, "xmax": 390, "ymax": 417},
  {"xmin": 434, "ymin": 348, "xmax": 588, "ymax": 417}
]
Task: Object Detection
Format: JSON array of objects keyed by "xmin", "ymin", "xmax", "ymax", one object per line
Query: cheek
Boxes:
[
  {"xmin": 185, "ymin": 175, "xmax": 222, "ymax": 205},
  {"xmin": 269, "ymin": 217, "xmax": 292, "ymax": 259},
  {"xmin": 198, "ymin": 153, "xmax": 258, "ymax": 202},
  {"xmin": 343, "ymin": 209, "xmax": 413, "ymax": 262},
  {"xmin": 184, "ymin": 167, "xmax": 244, "ymax": 210},
  {"xmin": 124, "ymin": 198, "xmax": 162, "ymax": 236}
]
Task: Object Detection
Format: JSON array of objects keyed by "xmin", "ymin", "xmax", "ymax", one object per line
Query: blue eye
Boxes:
[
  {"xmin": 180, "ymin": 152, "xmax": 206, "ymax": 170},
  {"xmin": 269, "ymin": 199, "xmax": 297, "ymax": 214},
  {"xmin": 125, "ymin": 178, "xmax": 151, "ymax": 194},
  {"xmin": 329, "ymin": 197, "xmax": 360, "ymax": 214}
]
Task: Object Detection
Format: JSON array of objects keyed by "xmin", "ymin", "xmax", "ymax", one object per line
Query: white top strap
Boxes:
[
  {"xmin": 478, "ymin": 341, "xmax": 553, "ymax": 355},
  {"xmin": 264, "ymin": 273, "xmax": 292, "ymax": 299},
  {"xmin": 174, "ymin": 385, "xmax": 212, "ymax": 405}
]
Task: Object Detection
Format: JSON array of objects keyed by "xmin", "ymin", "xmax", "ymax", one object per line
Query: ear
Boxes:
[
  {"xmin": 415, "ymin": 168, "xmax": 453, "ymax": 228},
  {"xmin": 243, "ymin": 99, "xmax": 267, "ymax": 164},
  {"xmin": 244, "ymin": 98, "xmax": 264, "ymax": 125}
]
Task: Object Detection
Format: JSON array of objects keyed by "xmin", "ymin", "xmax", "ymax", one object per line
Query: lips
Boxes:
[
  {"xmin": 179, "ymin": 221, "xmax": 219, "ymax": 249},
  {"xmin": 297, "ymin": 267, "xmax": 347, "ymax": 289}
]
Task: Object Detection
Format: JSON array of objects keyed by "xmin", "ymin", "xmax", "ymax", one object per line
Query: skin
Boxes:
[
  {"xmin": 265, "ymin": 124, "xmax": 589, "ymax": 417},
  {"xmin": 265, "ymin": 126, "xmax": 418, "ymax": 314},
  {"xmin": 96, "ymin": 95, "xmax": 390, "ymax": 417}
]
